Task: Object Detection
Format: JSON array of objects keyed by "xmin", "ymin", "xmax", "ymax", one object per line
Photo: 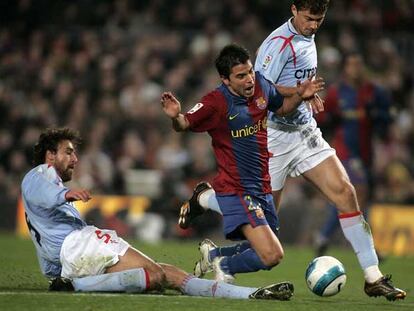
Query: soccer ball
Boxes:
[{"xmin": 305, "ymin": 256, "xmax": 346, "ymax": 297}]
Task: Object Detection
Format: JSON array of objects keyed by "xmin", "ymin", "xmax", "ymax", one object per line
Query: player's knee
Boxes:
[
  {"xmin": 261, "ymin": 248, "xmax": 284, "ymax": 267},
  {"xmin": 146, "ymin": 264, "xmax": 166, "ymax": 291}
]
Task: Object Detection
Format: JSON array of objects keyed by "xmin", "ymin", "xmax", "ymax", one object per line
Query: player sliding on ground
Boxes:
[{"xmin": 21, "ymin": 127, "xmax": 294, "ymax": 300}]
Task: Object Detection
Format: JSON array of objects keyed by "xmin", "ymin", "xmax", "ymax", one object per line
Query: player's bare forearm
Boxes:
[
  {"xmin": 277, "ymin": 77, "xmax": 324, "ymax": 116},
  {"xmin": 65, "ymin": 189, "xmax": 92, "ymax": 202},
  {"xmin": 276, "ymin": 77, "xmax": 324, "ymax": 100},
  {"xmin": 161, "ymin": 92, "xmax": 190, "ymax": 131},
  {"xmin": 171, "ymin": 114, "xmax": 190, "ymax": 131},
  {"xmin": 277, "ymin": 94, "xmax": 304, "ymax": 116},
  {"xmin": 275, "ymin": 85, "xmax": 298, "ymax": 97}
]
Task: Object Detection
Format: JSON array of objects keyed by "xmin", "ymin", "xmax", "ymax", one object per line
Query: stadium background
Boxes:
[{"xmin": 1, "ymin": 0, "xmax": 414, "ymax": 253}]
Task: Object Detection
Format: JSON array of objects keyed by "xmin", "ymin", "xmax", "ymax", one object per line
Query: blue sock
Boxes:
[
  {"xmin": 209, "ymin": 241, "xmax": 251, "ymax": 260},
  {"xmin": 220, "ymin": 248, "xmax": 272, "ymax": 274},
  {"xmin": 181, "ymin": 275, "xmax": 256, "ymax": 299},
  {"xmin": 72, "ymin": 268, "xmax": 148, "ymax": 292},
  {"xmin": 320, "ymin": 203, "xmax": 340, "ymax": 239}
]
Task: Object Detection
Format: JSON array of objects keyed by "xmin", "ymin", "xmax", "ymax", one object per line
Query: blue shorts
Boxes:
[{"xmin": 216, "ymin": 193, "xmax": 279, "ymax": 241}]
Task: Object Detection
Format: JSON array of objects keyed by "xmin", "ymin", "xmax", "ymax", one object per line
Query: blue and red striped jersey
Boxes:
[
  {"xmin": 318, "ymin": 81, "xmax": 391, "ymax": 165},
  {"xmin": 185, "ymin": 72, "xmax": 283, "ymax": 195}
]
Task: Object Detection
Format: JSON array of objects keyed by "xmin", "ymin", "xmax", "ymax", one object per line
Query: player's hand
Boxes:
[
  {"xmin": 306, "ymin": 93, "xmax": 325, "ymax": 114},
  {"xmin": 65, "ymin": 189, "xmax": 92, "ymax": 202},
  {"xmin": 297, "ymin": 76, "xmax": 324, "ymax": 100},
  {"xmin": 161, "ymin": 92, "xmax": 181, "ymax": 119}
]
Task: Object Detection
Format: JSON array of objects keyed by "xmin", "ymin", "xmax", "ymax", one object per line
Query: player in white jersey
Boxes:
[
  {"xmin": 21, "ymin": 127, "xmax": 294, "ymax": 300},
  {"xmin": 179, "ymin": 0, "xmax": 406, "ymax": 302}
]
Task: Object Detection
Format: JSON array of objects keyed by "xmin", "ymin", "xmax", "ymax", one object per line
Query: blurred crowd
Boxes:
[{"xmin": 1, "ymin": 0, "xmax": 413, "ymax": 238}]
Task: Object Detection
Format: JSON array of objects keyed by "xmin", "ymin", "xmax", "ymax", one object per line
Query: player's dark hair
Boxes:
[
  {"xmin": 341, "ymin": 51, "xmax": 363, "ymax": 68},
  {"xmin": 293, "ymin": 0, "xmax": 330, "ymax": 14},
  {"xmin": 33, "ymin": 127, "xmax": 81, "ymax": 166},
  {"xmin": 215, "ymin": 43, "xmax": 251, "ymax": 79}
]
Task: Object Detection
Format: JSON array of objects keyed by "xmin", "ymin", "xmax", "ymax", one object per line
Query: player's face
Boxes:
[
  {"xmin": 51, "ymin": 140, "xmax": 78, "ymax": 182},
  {"xmin": 223, "ymin": 60, "xmax": 255, "ymax": 98},
  {"xmin": 291, "ymin": 5, "xmax": 326, "ymax": 37},
  {"xmin": 344, "ymin": 55, "xmax": 364, "ymax": 81}
]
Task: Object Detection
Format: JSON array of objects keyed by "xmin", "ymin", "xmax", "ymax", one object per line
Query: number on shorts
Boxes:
[{"xmin": 95, "ymin": 229, "xmax": 111, "ymax": 244}]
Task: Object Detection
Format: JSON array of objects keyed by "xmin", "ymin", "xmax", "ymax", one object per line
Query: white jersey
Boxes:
[
  {"xmin": 255, "ymin": 18, "xmax": 317, "ymax": 126},
  {"xmin": 21, "ymin": 164, "xmax": 86, "ymax": 277}
]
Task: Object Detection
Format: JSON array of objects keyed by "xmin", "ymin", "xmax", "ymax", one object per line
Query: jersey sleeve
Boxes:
[
  {"xmin": 22, "ymin": 171, "xmax": 68, "ymax": 209},
  {"xmin": 255, "ymin": 36, "xmax": 293, "ymax": 83},
  {"xmin": 260, "ymin": 74, "xmax": 284, "ymax": 113},
  {"xmin": 184, "ymin": 92, "xmax": 222, "ymax": 132}
]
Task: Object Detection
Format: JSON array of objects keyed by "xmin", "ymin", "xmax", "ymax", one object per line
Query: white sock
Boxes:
[
  {"xmin": 339, "ymin": 212, "xmax": 382, "ymax": 283},
  {"xmin": 181, "ymin": 275, "xmax": 256, "ymax": 299},
  {"xmin": 198, "ymin": 189, "xmax": 214, "ymax": 209},
  {"xmin": 199, "ymin": 189, "xmax": 222, "ymax": 215},
  {"xmin": 364, "ymin": 265, "xmax": 383, "ymax": 284},
  {"xmin": 72, "ymin": 268, "xmax": 149, "ymax": 292}
]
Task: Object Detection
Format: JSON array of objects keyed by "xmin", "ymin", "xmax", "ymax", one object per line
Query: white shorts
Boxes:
[
  {"xmin": 267, "ymin": 119, "xmax": 336, "ymax": 191},
  {"xmin": 60, "ymin": 225, "xmax": 130, "ymax": 279}
]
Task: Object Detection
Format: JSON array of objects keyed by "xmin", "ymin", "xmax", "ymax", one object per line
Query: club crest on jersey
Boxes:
[
  {"xmin": 255, "ymin": 97, "xmax": 267, "ymax": 110},
  {"xmin": 262, "ymin": 55, "xmax": 272, "ymax": 69},
  {"xmin": 187, "ymin": 103, "xmax": 204, "ymax": 114}
]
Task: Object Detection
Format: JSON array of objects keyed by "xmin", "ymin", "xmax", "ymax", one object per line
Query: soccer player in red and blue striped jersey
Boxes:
[{"xmin": 161, "ymin": 43, "xmax": 323, "ymax": 283}]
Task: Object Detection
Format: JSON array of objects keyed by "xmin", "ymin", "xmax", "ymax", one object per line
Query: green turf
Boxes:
[{"xmin": 0, "ymin": 233, "xmax": 412, "ymax": 311}]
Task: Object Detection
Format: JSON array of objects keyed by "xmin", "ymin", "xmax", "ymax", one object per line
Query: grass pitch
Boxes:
[{"xmin": 0, "ymin": 233, "xmax": 412, "ymax": 311}]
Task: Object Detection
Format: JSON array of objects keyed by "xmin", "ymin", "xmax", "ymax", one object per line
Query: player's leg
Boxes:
[
  {"xmin": 218, "ymin": 226, "xmax": 283, "ymax": 282},
  {"xmin": 315, "ymin": 183, "xmax": 368, "ymax": 256},
  {"xmin": 71, "ymin": 247, "xmax": 165, "ymax": 292},
  {"xmin": 160, "ymin": 263, "xmax": 293, "ymax": 300},
  {"xmin": 194, "ymin": 238, "xmax": 252, "ymax": 278},
  {"xmin": 303, "ymin": 155, "xmax": 406, "ymax": 300},
  {"xmin": 201, "ymin": 195, "xmax": 283, "ymax": 281},
  {"xmin": 178, "ymin": 182, "xmax": 222, "ymax": 229},
  {"xmin": 303, "ymin": 155, "xmax": 378, "ymax": 274},
  {"xmin": 60, "ymin": 226, "xmax": 165, "ymax": 292},
  {"xmin": 105, "ymin": 247, "xmax": 166, "ymax": 290},
  {"xmin": 240, "ymin": 224, "xmax": 284, "ymax": 267},
  {"xmin": 303, "ymin": 155, "xmax": 358, "ymax": 213},
  {"xmin": 315, "ymin": 158, "xmax": 370, "ymax": 256}
]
